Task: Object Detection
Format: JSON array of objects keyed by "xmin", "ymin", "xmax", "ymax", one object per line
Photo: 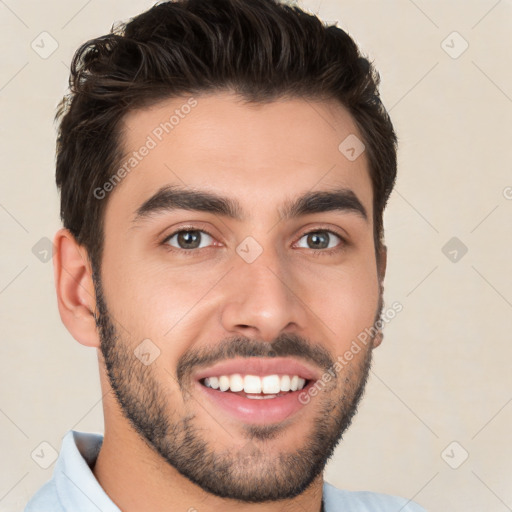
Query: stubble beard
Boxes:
[{"xmin": 94, "ymin": 273, "xmax": 376, "ymax": 502}]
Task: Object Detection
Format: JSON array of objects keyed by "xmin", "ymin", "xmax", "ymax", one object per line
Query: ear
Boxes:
[
  {"xmin": 373, "ymin": 330, "xmax": 383, "ymax": 349},
  {"xmin": 53, "ymin": 228, "xmax": 100, "ymax": 348}
]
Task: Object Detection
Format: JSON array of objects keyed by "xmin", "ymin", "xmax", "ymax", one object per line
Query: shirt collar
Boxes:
[{"xmin": 54, "ymin": 430, "xmax": 120, "ymax": 511}]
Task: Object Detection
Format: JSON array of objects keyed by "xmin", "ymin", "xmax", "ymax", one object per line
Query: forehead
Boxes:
[{"xmin": 108, "ymin": 91, "xmax": 373, "ymax": 222}]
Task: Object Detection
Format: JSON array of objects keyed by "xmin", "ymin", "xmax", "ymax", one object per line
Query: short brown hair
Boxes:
[{"xmin": 56, "ymin": 0, "xmax": 397, "ymax": 271}]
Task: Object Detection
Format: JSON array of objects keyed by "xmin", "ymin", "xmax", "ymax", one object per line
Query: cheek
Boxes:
[
  {"xmin": 293, "ymin": 255, "xmax": 380, "ymax": 351},
  {"xmin": 100, "ymin": 250, "xmax": 223, "ymax": 342}
]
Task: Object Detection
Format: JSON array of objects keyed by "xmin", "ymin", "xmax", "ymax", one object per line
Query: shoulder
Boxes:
[
  {"xmin": 24, "ymin": 478, "xmax": 65, "ymax": 512},
  {"xmin": 323, "ymin": 481, "xmax": 427, "ymax": 512}
]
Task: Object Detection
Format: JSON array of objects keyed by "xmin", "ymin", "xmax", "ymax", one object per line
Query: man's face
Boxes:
[{"xmin": 95, "ymin": 92, "xmax": 384, "ymax": 501}]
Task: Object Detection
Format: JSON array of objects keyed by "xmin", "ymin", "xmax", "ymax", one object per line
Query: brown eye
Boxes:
[
  {"xmin": 296, "ymin": 230, "xmax": 342, "ymax": 250},
  {"xmin": 165, "ymin": 230, "xmax": 214, "ymax": 250}
]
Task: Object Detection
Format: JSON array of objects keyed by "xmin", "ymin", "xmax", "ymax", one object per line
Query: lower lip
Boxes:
[{"xmin": 196, "ymin": 382, "xmax": 311, "ymax": 425}]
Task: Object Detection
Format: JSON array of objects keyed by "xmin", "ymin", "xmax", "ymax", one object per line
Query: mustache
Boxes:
[{"xmin": 176, "ymin": 333, "xmax": 335, "ymax": 385}]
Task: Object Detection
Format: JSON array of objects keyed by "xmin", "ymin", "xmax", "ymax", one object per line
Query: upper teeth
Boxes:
[{"xmin": 204, "ymin": 374, "xmax": 306, "ymax": 394}]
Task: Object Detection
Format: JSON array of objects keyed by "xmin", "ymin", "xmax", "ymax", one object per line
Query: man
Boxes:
[{"xmin": 25, "ymin": 0, "xmax": 426, "ymax": 510}]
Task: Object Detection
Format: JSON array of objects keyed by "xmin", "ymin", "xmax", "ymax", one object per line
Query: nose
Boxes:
[{"xmin": 220, "ymin": 247, "xmax": 305, "ymax": 342}]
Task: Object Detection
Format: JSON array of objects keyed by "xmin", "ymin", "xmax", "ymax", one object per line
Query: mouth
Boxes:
[
  {"xmin": 193, "ymin": 357, "xmax": 319, "ymax": 425},
  {"xmin": 201, "ymin": 373, "xmax": 309, "ymax": 399}
]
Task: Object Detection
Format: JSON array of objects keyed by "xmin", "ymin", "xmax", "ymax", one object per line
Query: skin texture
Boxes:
[{"xmin": 54, "ymin": 91, "xmax": 387, "ymax": 512}]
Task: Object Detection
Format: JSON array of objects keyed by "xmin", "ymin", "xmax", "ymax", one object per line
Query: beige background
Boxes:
[{"xmin": 1, "ymin": 1, "xmax": 511, "ymax": 510}]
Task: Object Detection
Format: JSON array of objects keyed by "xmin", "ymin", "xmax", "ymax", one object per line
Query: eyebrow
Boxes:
[{"xmin": 132, "ymin": 185, "xmax": 368, "ymax": 224}]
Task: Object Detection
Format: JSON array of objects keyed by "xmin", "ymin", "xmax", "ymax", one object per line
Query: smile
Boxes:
[
  {"xmin": 193, "ymin": 357, "xmax": 319, "ymax": 424},
  {"xmin": 202, "ymin": 374, "xmax": 308, "ymax": 399}
]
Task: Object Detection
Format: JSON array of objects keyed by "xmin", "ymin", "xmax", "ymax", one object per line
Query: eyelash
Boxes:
[{"xmin": 161, "ymin": 227, "xmax": 347, "ymax": 257}]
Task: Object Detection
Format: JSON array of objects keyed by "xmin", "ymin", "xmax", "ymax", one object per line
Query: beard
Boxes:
[{"xmin": 94, "ymin": 272, "xmax": 378, "ymax": 503}]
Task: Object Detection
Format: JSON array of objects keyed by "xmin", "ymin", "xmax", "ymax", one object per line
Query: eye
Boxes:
[
  {"xmin": 164, "ymin": 229, "xmax": 215, "ymax": 250},
  {"xmin": 296, "ymin": 230, "xmax": 342, "ymax": 250}
]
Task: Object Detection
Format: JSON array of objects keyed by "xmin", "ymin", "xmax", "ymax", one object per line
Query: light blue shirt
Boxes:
[{"xmin": 25, "ymin": 430, "xmax": 426, "ymax": 511}]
